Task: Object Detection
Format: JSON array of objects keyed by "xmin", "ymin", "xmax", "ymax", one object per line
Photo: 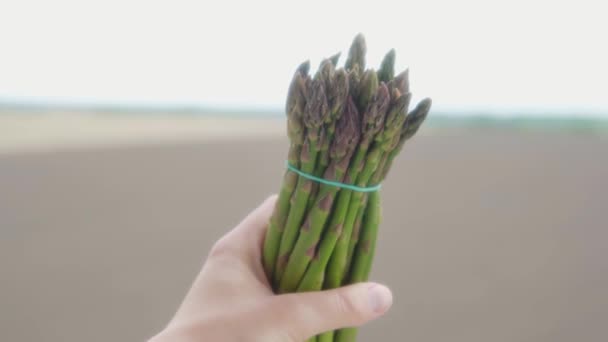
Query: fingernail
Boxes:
[{"xmin": 368, "ymin": 284, "xmax": 393, "ymax": 313}]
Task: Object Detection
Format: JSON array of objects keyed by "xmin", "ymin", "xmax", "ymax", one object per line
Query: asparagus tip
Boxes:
[
  {"xmin": 330, "ymin": 69, "xmax": 350, "ymax": 117},
  {"xmin": 297, "ymin": 60, "xmax": 311, "ymax": 76},
  {"xmin": 402, "ymin": 97, "xmax": 432, "ymax": 139},
  {"xmin": 357, "ymin": 69, "xmax": 379, "ymax": 111},
  {"xmin": 304, "ymin": 78, "xmax": 329, "ymax": 134},
  {"xmin": 329, "ymin": 52, "xmax": 341, "ymax": 67},
  {"xmin": 345, "ymin": 34, "xmax": 367, "ymax": 72},
  {"xmin": 394, "ymin": 69, "xmax": 410, "ymax": 94},
  {"xmin": 330, "ymin": 96, "xmax": 361, "ymax": 159},
  {"xmin": 378, "ymin": 49, "xmax": 396, "ymax": 82}
]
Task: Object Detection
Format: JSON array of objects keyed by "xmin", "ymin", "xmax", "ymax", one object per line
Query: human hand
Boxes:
[{"xmin": 149, "ymin": 195, "xmax": 393, "ymax": 342}]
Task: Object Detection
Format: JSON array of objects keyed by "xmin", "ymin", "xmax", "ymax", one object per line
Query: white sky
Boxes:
[{"xmin": 1, "ymin": 0, "xmax": 607, "ymax": 116}]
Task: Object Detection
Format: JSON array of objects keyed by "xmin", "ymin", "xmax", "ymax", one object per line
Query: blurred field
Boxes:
[
  {"xmin": 0, "ymin": 111, "xmax": 285, "ymax": 154},
  {"xmin": 1, "ymin": 114, "xmax": 608, "ymax": 342}
]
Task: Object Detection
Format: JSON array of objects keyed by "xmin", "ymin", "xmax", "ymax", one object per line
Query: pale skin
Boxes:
[{"xmin": 149, "ymin": 195, "xmax": 393, "ymax": 342}]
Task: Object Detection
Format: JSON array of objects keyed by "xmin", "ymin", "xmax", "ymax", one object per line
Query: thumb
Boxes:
[{"xmin": 263, "ymin": 282, "xmax": 393, "ymax": 341}]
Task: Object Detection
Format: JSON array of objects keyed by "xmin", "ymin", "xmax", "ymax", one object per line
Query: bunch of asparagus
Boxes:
[{"xmin": 262, "ymin": 34, "xmax": 431, "ymax": 342}]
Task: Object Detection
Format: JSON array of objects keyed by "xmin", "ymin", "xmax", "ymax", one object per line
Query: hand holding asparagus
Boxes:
[{"xmin": 263, "ymin": 34, "xmax": 432, "ymax": 342}]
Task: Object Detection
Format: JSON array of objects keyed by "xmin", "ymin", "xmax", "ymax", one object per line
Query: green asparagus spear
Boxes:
[
  {"xmin": 346, "ymin": 155, "xmax": 387, "ymax": 284},
  {"xmin": 377, "ymin": 49, "xmax": 396, "ymax": 83},
  {"xmin": 381, "ymin": 98, "xmax": 432, "ymax": 180},
  {"xmin": 334, "ymin": 190, "xmax": 382, "ymax": 342},
  {"xmin": 336, "ymin": 99, "xmax": 432, "ymax": 342},
  {"xmin": 356, "ymin": 70, "xmax": 379, "ymax": 113},
  {"xmin": 318, "ymin": 333, "xmax": 334, "ymax": 342},
  {"xmin": 309, "ymin": 65, "xmax": 349, "ymax": 211},
  {"xmin": 324, "ymin": 82, "xmax": 392, "ymax": 289},
  {"xmin": 345, "ymin": 33, "xmax": 366, "ymax": 72},
  {"xmin": 262, "ymin": 64, "xmax": 309, "ymax": 280},
  {"xmin": 336, "ymin": 92, "xmax": 415, "ymax": 283},
  {"xmin": 339, "ymin": 97, "xmax": 432, "ymax": 293},
  {"xmin": 345, "ymin": 97, "xmax": 432, "ymax": 284},
  {"xmin": 329, "ymin": 52, "xmax": 341, "ymax": 67},
  {"xmin": 324, "ymin": 145, "xmax": 383, "ymax": 288},
  {"xmin": 335, "ymin": 147, "xmax": 393, "ymax": 342},
  {"xmin": 274, "ymin": 77, "xmax": 329, "ymax": 285},
  {"xmin": 392, "ymin": 69, "xmax": 410, "ymax": 95},
  {"xmin": 344, "ymin": 195, "xmax": 367, "ymax": 275},
  {"xmin": 278, "ymin": 97, "xmax": 360, "ymax": 293},
  {"xmin": 297, "ymin": 80, "xmax": 388, "ymax": 293},
  {"xmin": 334, "ymin": 151, "xmax": 391, "ymax": 342}
]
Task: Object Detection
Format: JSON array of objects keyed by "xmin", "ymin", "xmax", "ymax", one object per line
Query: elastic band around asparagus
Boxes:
[{"xmin": 285, "ymin": 162, "xmax": 381, "ymax": 193}]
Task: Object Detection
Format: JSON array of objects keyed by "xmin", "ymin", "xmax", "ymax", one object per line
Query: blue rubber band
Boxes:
[{"xmin": 286, "ymin": 162, "xmax": 381, "ymax": 193}]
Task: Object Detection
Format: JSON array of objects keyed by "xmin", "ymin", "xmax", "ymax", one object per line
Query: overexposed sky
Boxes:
[{"xmin": 1, "ymin": 0, "xmax": 607, "ymax": 116}]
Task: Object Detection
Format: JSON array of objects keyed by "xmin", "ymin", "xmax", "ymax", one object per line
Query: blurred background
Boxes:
[{"xmin": 1, "ymin": 1, "xmax": 607, "ymax": 341}]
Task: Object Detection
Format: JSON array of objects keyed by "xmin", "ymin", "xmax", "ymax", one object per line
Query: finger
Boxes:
[
  {"xmin": 261, "ymin": 282, "xmax": 393, "ymax": 341},
  {"xmin": 210, "ymin": 195, "xmax": 277, "ymax": 258}
]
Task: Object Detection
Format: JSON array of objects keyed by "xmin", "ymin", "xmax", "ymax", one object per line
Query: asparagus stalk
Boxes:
[
  {"xmin": 278, "ymin": 97, "xmax": 360, "ymax": 293},
  {"xmin": 262, "ymin": 64, "xmax": 309, "ymax": 280},
  {"xmin": 345, "ymin": 33, "xmax": 366, "ymax": 72},
  {"xmin": 334, "ymin": 141, "xmax": 395, "ymax": 342},
  {"xmin": 324, "ymin": 81, "xmax": 393, "ymax": 289},
  {"xmin": 346, "ymin": 156, "xmax": 387, "ymax": 284},
  {"xmin": 392, "ymin": 69, "xmax": 410, "ymax": 95},
  {"xmin": 334, "ymin": 191, "xmax": 382, "ymax": 342},
  {"xmin": 329, "ymin": 52, "xmax": 341, "ymax": 67},
  {"xmin": 317, "ymin": 333, "xmax": 334, "ymax": 342},
  {"xmin": 334, "ymin": 145, "xmax": 393, "ymax": 342},
  {"xmin": 344, "ymin": 186, "xmax": 368, "ymax": 274},
  {"xmin": 336, "ymin": 100, "xmax": 431, "ymax": 342},
  {"xmin": 324, "ymin": 145, "xmax": 383, "ymax": 288},
  {"xmin": 285, "ymin": 36, "xmax": 374, "ymax": 298},
  {"xmin": 274, "ymin": 77, "xmax": 329, "ymax": 285},
  {"xmin": 377, "ymin": 49, "xmax": 396, "ymax": 83},
  {"xmin": 308, "ymin": 65, "xmax": 349, "ymax": 212},
  {"xmin": 324, "ymin": 82, "xmax": 407, "ymax": 292},
  {"xmin": 356, "ymin": 70, "xmax": 379, "ymax": 115},
  {"xmin": 381, "ymin": 98, "xmax": 432, "ymax": 180},
  {"xmin": 296, "ymin": 78, "xmax": 388, "ymax": 293},
  {"xmin": 317, "ymin": 65, "xmax": 350, "ymax": 173}
]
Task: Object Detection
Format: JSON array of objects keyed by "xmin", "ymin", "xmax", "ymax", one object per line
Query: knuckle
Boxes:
[
  {"xmin": 261, "ymin": 298, "xmax": 304, "ymax": 342},
  {"xmin": 333, "ymin": 291, "xmax": 353, "ymax": 315},
  {"xmin": 207, "ymin": 237, "xmax": 234, "ymax": 260},
  {"xmin": 333, "ymin": 290, "xmax": 366, "ymax": 324}
]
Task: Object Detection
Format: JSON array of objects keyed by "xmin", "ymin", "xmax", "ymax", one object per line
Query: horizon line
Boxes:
[{"xmin": 1, "ymin": 99, "xmax": 607, "ymax": 120}]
